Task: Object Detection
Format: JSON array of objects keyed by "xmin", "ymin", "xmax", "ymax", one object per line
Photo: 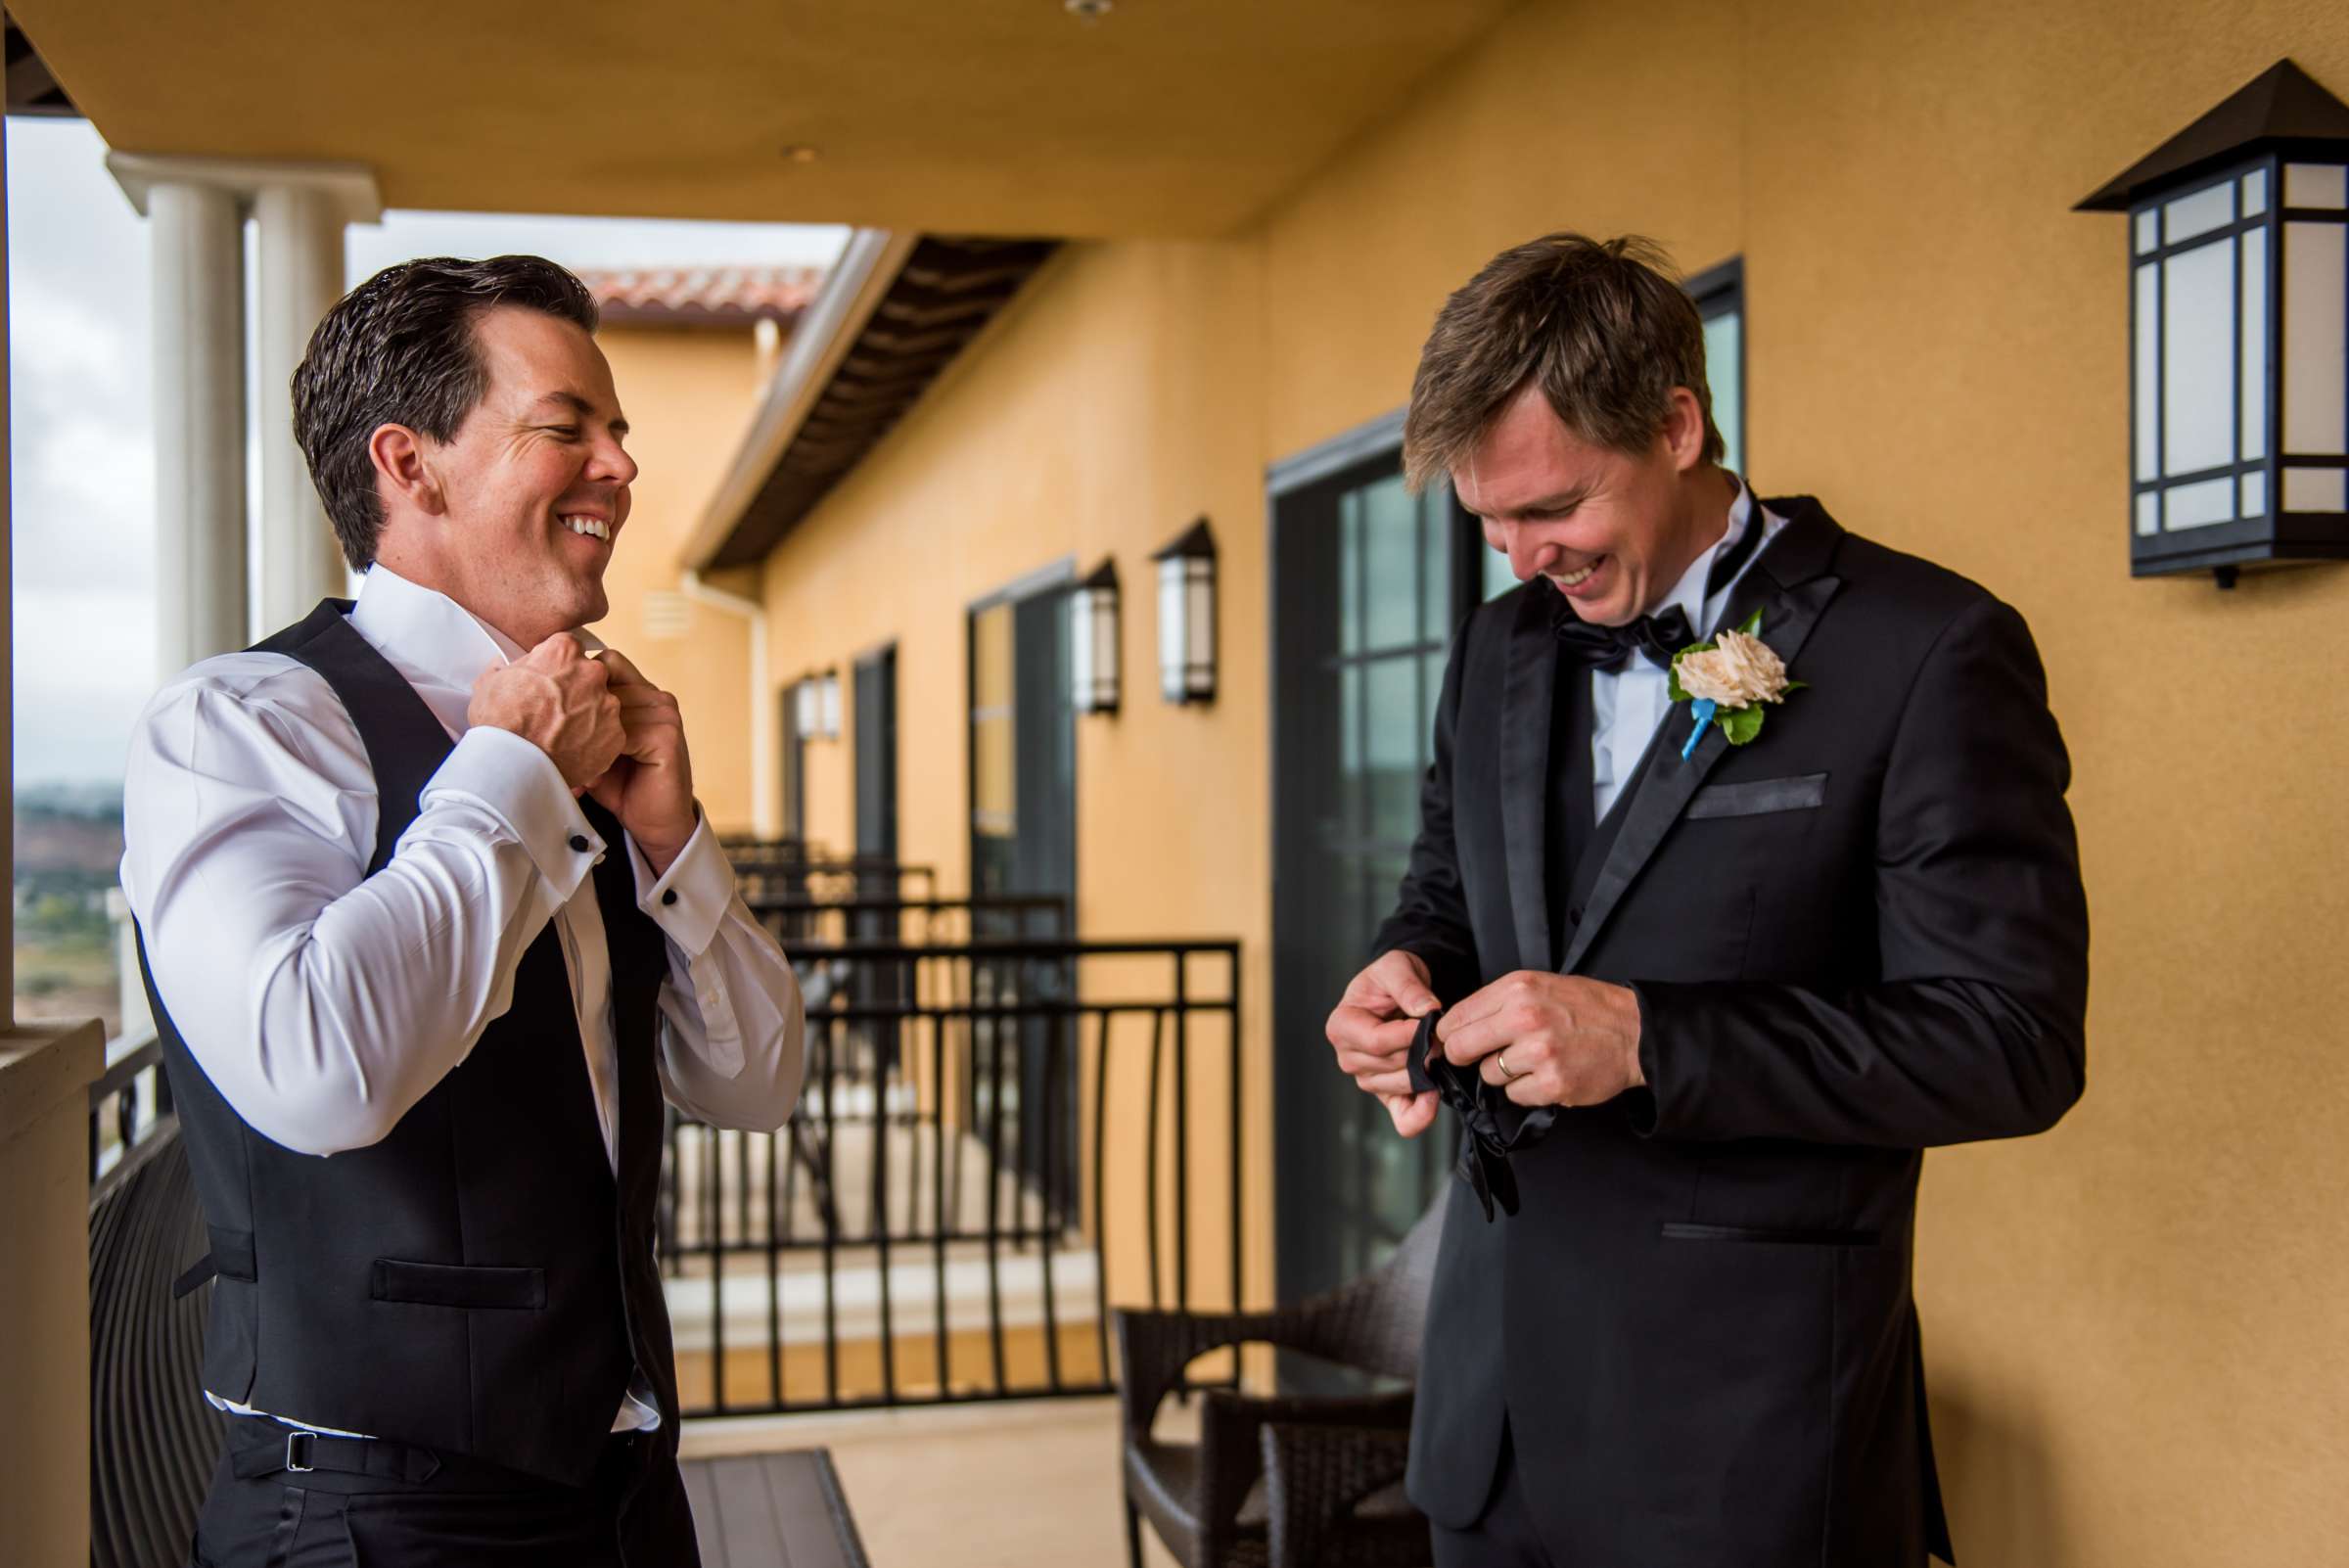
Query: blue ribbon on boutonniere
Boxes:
[
  {"xmin": 1668, "ymin": 609, "xmax": 1808, "ymax": 760},
  {"xmin": 1405, "ymin": 1008, "xmax": 1558, "ymax": 1222}
]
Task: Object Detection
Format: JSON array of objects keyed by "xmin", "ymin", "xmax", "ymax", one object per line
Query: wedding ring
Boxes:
[{"xmin": 1497, "ymin": 1048, "xmax": 1519, "ymax": 1081}]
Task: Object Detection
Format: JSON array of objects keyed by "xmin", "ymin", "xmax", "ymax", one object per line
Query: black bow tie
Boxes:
[
  {"xmin": 1405, "ymin": 1010, "xmax": 1558, "ymax": 1222},
  {"xmin": 1550, "ymin": 603, "xmax": 1693, "ymax": 671}
]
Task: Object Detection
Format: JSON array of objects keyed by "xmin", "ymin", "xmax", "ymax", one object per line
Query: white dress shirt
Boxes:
[
  {"xmin": 1589, "ymin": 481, "xmax": 1787, "ymax": 819},
  {"xmin": 120, "ymin": 565, "xmax": 807, "ymax": 1435}
]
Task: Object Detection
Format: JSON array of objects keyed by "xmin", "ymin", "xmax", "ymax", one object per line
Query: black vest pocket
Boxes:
[{"xmin": 370, "ymin": 1259, "xmax": 547, "ymax": 1310}]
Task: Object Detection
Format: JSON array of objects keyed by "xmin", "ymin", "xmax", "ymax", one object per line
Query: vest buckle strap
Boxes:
[
  {"xmin": 228, "ymin": 1424, "xmax": 442, "ymax": 1485},
  {"xmin": 286, "ymin": 1430, "xmax": 315, "ymax": 1473}
]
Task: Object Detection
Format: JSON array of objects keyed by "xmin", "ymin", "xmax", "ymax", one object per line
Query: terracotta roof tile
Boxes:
[{"xmin": 579, "ymin": 265, "xmax": 823, "ymax": 329}]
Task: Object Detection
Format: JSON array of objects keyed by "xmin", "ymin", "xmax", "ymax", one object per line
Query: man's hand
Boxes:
[
  {"xmin": 1436, "ymin": 971, "xmax": 1644, "ymax": 1109},
  {"xmin": 468, "ymin": 632, "xmax": 624, "ymax": 792},
  {"xmin": 582, "ymin": 648, "xmax": 698, "ymax": 874},
  {"xmin": 1325, "ymin": 949, "xmax": 1443, "ymax": 1138}
]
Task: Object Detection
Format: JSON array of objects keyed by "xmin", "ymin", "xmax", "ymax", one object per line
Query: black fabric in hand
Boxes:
[{"xmin": 1405, "ymin": 1009, "xmax": 1558, "ymax": 1222}]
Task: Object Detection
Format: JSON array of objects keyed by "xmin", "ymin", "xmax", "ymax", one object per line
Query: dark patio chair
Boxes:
[
  {"xmin": 1261, "ymin": 1418, "xmax": 1423, "ymax": 1568},
  {"xmin": 1114, "ymin": 1196, "xmax": 1444, "ymax": 1568}
]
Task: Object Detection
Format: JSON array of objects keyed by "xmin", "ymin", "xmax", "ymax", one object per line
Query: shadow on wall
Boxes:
[{"xmin": 1931, "ymin": 1377, "xmax": 2069, "ymax": 1568}]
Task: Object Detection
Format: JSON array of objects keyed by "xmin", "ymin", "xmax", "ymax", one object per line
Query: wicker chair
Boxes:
[
  {"xmin": 1114, "ymin": 1197, "xmax": 1445, "ymax": 1568},
  {"xmin": 1261, "ymin": 1419, "xmax": 1423, "ymax": 1568}
]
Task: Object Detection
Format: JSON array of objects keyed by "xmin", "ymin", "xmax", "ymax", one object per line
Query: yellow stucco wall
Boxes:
[
  {"xmin": 589, "ymin": 325, "xmax": 768, "ymax": 835},
  {"xmin": 760, "ymin": 2, "xmax": 2349, "ymax": 1557}
]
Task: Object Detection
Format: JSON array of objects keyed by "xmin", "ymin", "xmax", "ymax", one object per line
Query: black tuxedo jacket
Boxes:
[{"xmin": 1374, "ymin": 498, "xmax": 2088, "ymax": 1566}]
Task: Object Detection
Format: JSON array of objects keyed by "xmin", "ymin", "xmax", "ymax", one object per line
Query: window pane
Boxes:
[
  {"xmin": 1703, "ymin": 308, "xmax": 1744, "ymax": 476},
  {"xmin": 2164, "ymin": 475, "xmax": 2235, "ymax": 530},
  {"xmin": 2164, "ymin": 181, "xmax": 2235, "ymax": 245},
  {"xmin": 2136, "ymin": 490, "xmax": 2160, "ymax": 536},
  {"xmin": 1420, "ymin": 651, "xmax": 1448, "ymax": 763},
  {"xmin": 2283, "ymin": 163, "xmax": 2348, "ymax": 209},
  {"xmin": 2135, "ymin": 263, "xmax": 2160, "ymax": 483},
  {"xmin": 1339, "ymin": 663, "xmax": 1363, "ymax": 837},
  {"xmin": 2162, "ymin": 239, "xmax": 2235, "ymax": 476},
  {"xmin": 1419, "ymin": 485, "xmax": 1451, "ymax": 642},
  {"xmin": 2241, "ymin": 226, "xmax": 2268, "ymax": 461},
  {"xmin": 2282, "ymin": 222, "xmax": 2347, "ymax": 455},
  {"xmin": 2135, "ymin": 208, "xmax": 2160, "ymax": 256},
  {"xmin": 1364, "ymin": 658, "xmax": 1420, "ymax": 845},
  {"xmin": 973, "ymin": 603, "xmax": 1014, "ymax": 710},
  {"xmin": 1360, "ymin": 476, "xmax": 1418, "ymax": 650},
  {"xmin": 2243, "ymin": 167, "xmax": 2269, "ymax": 217},
  {"xmin": 973, "ymin": 715, "xmax": 1015, "ymax": 830},
  {"xmin": 2240, "ymin": 469, "xmax": 2267, "ymax": 519},
  {"xmin": 2282, "ymin": 467, "xmax": 2348, "ymax": 513},
  {"xmin": 1339, "ymin": 489, "xmax": 1362, "ymax": 656}
]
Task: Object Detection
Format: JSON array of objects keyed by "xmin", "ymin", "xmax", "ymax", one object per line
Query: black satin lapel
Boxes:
[
  {"xmin": 1558, "ymin": 571, "xmax": 1842, "ymax": 975},
  {"xmin": 1499, "ymin": 594, "xmax": 1557, "ymax": 975}
]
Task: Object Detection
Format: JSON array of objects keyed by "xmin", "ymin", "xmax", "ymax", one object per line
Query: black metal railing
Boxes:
[
  {"xmin": 722, "ymin": 838, "xmax": 940, "ymax": 906},
  {"xmin": 89, "ymin": 1031, "xmax": 174, "ymax": 1202},
  {"xmin": 659, "ymin": 935, "xmax": 1245, "ymax": 1417}
]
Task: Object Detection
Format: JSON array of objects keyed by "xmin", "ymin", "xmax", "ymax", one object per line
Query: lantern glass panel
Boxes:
[
  {"xmin": 820, "ymin": 674, "xmax": 841, "ymax": 738},
  {"xmin": 2164, "ymin": 181, "xmax": 2235, "ymax": 245},
  {"xmin": 2136, "ymin": 490, "xmax": 2160, "ymax": 536},
  {"xmin": 795, "ymin": 680, "xmax": 817, "ymax": 735},
  {"xmin": 2241, "ymin": 225, "xmax": 2268, "ymax": 460},
  {"xmin": 2282, "ymin": 221, "xmax": 2347, "ymax": 455},
  {"xmin": 1092, "ymin": 594, "xmax": 1120, "ymax": 705},
  {"xmin": 2240, "ymin": 469, "xmax": 2267, "ymax": 518},
  {"xmin": 1158, "ymin": 558, "xmax": 1185, "ymax": 700},
  {"xmin": 1185, "ymin": 562, "xmax": 1215, "ymax": 689},
  {"xmin": 2282, "ymin": 162, "xmax": 2347, "ymax": 208},
  {"xmin": 2135, "ymin": 263, "xmax": 2160, "ymax": 483},
  {"xmin": 2243, "ymin": 167, "xmax": 2269, "ymax": 217},
  {"xmin": 2164, "ymin": 474, "xmax": 2235, "ymax": 530},
  {"xmin": 2161, "ymin": 239, "xmax": 2236, "ymax": 475},
  {"xmin": 2135, "ymin": 208, "xmax": 2159, "ymax": 255},
  {"xmin": 2282, "ymin": 467, "xmax": 2348, "ymax": 512}
]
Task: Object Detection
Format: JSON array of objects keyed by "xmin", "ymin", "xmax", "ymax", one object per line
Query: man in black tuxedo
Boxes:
[{"xmin": 1324, "ymin": 234, "xmax": 2088, "ymax": 1566}]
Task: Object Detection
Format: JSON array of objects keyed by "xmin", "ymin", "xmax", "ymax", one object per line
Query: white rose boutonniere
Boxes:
[{"xmin": 1667, "ymin": 610, "xmax": 1806, "ymax": 759}]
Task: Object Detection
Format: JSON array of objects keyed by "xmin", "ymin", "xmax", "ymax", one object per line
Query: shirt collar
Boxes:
[{"xmin": 348, "ymin": 565, "xmax": 604, "ymax": 735}]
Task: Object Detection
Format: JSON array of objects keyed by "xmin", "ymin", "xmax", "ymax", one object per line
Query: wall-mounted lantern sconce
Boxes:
[
  {"xmin": 794, "ymin": 670, "xmax": 843, "ymax": 740},
  {"xmin": 2078, "ymin": 58, "xmax": 2349, "ymax": 584},
  {"xmin": 1070, "ymin": 558, "xmax": 1121, "ymax": 715},
  {"xmin": 1151, "ymin": 519, "xmax": 1218, "ymax": 705}
]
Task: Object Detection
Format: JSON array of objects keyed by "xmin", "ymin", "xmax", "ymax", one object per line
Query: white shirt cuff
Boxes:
[
  {"xmin": 631, "ymin": 810, "xmax": 731, "ymax": 958},
  {"xmin": 420, "ymin": 726, "xmax": 604, "ymax": 902}
]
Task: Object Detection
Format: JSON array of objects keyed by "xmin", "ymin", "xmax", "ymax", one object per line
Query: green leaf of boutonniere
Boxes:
[
  {"xmin": 1736, "ymin": 608, "xmax": 1765, "ymax": 636},
  {"xmin": 1720, "ymin": 705, "xmax": 1767, "ymax": 745},
  {"xmin": 1664, "ymin": 639, "xmax": 1714, "ymax": 704}
]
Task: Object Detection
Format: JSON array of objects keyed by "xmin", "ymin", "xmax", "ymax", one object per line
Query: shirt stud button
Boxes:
[
  {"xmin": 661, "ymin": 890, "xmax": 678, "ymax": 906},
  {"xmin": 570, "ymin": 834, "xmax": 591, "ymax": 853}
]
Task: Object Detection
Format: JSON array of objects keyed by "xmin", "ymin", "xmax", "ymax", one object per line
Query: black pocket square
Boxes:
[
  {"xmin": 1686, "ymin": 771, "xmax": 1829, "ymax": 819},
  {"xmin": 1406, "ymin": 1010, "xmax": 1555, "ymax": 1222}
]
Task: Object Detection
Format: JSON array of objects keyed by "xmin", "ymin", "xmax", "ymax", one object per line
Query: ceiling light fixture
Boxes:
[
  {"xmin": 1065, "ymin": 0, "xmax": 1113, "ymax": 20},
  {"xmin": 782, "ymin": 144, "xmax": 821, "ymax": 164}
]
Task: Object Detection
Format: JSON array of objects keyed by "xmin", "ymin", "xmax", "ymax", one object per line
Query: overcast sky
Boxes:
[{"xmin": 7, "ymin": 115, "xmax": 846, "ymax": 788}]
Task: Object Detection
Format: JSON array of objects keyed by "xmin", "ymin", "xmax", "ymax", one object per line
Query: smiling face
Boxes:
[
  {"xmin": 1453, "ymin": 382, "xmax": 1729, "ymax": 628},
  {"xmin": 379, "ymin": 305, "xmax": 637, "ymax": 649}
]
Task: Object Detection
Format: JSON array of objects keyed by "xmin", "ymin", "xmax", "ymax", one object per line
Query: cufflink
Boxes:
[
  {"xmin": 661, "ymin": 890, "xmax": 678, "ymax": 906},
  {"xmin": 570, "ymin": 835, "xmax": 591, "ymax": 853}
]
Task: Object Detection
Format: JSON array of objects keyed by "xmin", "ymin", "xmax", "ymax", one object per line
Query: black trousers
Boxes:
[
  {"xmin": 190, "ymin": 1415, "xmax": 699, "ymax": 1567},
  {"xmin": 1429, "ymin": 1419, "xmax": 1557, "ymax": 1568}
]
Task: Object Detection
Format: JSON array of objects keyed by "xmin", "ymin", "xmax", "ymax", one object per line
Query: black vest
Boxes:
[{"xmin": 139, "ymin": 600, "xmax": 679, "ymax": 1485}]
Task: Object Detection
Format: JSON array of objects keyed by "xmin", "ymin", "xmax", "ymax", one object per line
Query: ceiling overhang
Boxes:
[
  {"xmin": 686, "ymin": 231, "xmax": 1057, "ymax": 572},
  {"xmin": 4, "ymin": 0, "xmax": 1516, "ymax": 238},
  {"xmin": 4, "ymin": 11, "xmax": 76, "ymax": 115}
]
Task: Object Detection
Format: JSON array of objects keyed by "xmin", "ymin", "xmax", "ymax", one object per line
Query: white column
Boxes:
[
  {"xmin": 255, "ymin": 182, "xmax": 362, "ymax": 624},
  {"xmin": 109, "ymin": 156, "xmax": 380, "ymax": 662},
  {"xmin": 138, "ymin": 177, "xmax": 249, "ymax": 676}
]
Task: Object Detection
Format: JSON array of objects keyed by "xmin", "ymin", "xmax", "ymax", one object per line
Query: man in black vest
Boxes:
[
  {"xmin": 1324, "ymin": 235, "xmax": 2089, "ymax": 1565},
  {"xmin": 120, "ymin": 255, "xmax": 808, "ymax": 1565}
]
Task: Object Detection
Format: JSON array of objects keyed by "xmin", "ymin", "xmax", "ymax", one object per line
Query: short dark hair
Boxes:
[
  {"xmin": 1403, "ymin": 233, "xmax": 1723, "ymax": 493},
  {"xmin": 292, "ymin": 255, "xmax": 601, "ymax": 569}
]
